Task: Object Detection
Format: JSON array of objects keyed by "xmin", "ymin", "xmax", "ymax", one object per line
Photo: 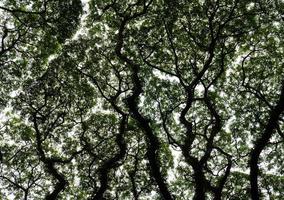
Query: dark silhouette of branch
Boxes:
[
  {"xmin": 114, "ymin": 4, "xmax": 174, "ymax": 199},
  {"xmin": 249, "ymin": 81, "xmax": 284, "ymax": 200}
]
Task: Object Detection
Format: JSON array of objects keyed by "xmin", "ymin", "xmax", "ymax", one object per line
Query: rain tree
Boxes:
[{"xmin": 0, "ymin": 0, "xmax": 283, "ymax": 199}]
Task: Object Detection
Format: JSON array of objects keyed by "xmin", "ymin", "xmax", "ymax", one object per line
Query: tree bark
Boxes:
[{"xmin": 249, "ymin": 82, "xmax": 284, "ymax": 200}]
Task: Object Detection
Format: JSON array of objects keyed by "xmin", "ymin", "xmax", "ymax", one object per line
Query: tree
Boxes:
[{"xmin": 0, "ymin": 0, "xmax": 283, "ymax": 199}]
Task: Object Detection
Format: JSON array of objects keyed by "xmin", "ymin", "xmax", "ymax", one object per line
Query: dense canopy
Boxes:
[{"xmin": 0, "ymin": 0, "xmax": 284, "ymax": 199}]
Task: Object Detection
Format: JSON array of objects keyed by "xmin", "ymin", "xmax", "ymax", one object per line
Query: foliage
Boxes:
[{"xmin": 0, "ymin": 0, "xmax": 284, "ymax": 199}]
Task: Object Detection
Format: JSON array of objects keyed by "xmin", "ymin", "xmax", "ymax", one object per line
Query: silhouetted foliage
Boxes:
[{"xmin": 1, "ymin": 0, "xmax": 284, "ymax": 199}]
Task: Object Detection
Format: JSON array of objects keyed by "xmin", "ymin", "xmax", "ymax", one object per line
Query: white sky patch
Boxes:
[
  {"xmin": 72, "ymin": 0, "xmax": 90, "ymax": 39},
  {"xmin": 152, "ymin": 69, "xmax": 179, "ymax": 83},
  {"xmin": 168, "ymin": 146, "xmax": 182, "ymax": 182}
]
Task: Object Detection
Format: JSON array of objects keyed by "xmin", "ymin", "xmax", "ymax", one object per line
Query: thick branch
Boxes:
[
  {"xmin": 249, "ymin": 81, "xmax": 284, "ymax": 200},
  {"xmin": 92, "ymin": 114, "xmax": 127, "ymax": 200},
  {"xmin": 115, "ymin": 12, "xmax": 174, "ymax": 200}
]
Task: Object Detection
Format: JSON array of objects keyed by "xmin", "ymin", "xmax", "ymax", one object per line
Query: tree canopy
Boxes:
[{"xmin": 0, "ymin": 0, "xmax": 284, "ymax": 199}]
